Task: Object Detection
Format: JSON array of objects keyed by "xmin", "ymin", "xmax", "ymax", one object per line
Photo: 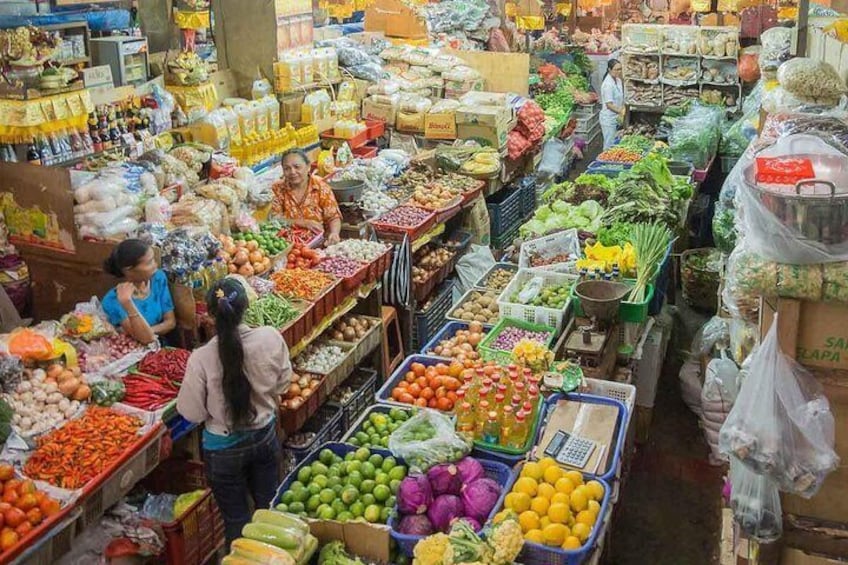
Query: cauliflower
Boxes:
[
  {"xmin": 413, "ymin": 533, "xmax": 451, "ymax": 565},
  {"xmin": 489, "ymin": 518, "xmax": 524, "ymax": 565}
]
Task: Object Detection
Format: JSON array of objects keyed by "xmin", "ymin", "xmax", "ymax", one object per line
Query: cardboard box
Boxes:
[
  {"xmin": 444, "ymin": 77, "xmax": 486, "ymax": 100},
  {"xmin": 456, "ymin": 122, "xmax": 511, "ymax": 149},
  {"xmin": 424, "ymin": 113, "xmax": 457, "ymax": 140},
  {"xmin": 760, "ymin": 297, "xmax": 848, "ymax": 372},
  {"xmin": 395, "ymin": 110, "xmax": 425, "ymax": 133},
  {"xmin": 456, "ymin": 105, "xmax": 513, "ymax": 130},
  {"xmin": 361, "ymin": 98, "xmax": 397, "ymax": 125},
  {"xmin": 307, "ymin": 520, "xmax": 392, "ymax": 563}
]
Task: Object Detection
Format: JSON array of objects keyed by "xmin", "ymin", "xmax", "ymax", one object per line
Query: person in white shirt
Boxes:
[{"xmin": 600, "ymin": 59, "xmax": 625, "ymax": 150}]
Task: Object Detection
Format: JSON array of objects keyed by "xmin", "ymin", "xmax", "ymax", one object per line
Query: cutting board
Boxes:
[{"xmin": 537, "ymin": 399, "xmax": 618, "ymax": 475}]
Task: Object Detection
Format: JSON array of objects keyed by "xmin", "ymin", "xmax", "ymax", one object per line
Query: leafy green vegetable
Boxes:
[
  {"xmin": 519, "ymin": 200, "xmax": 605, "ymax": 238},
  {"xmin": 616, "ymin": 134, "xmax": 654, "ymax": 154},
  {"xmin": 596, "ymin": 222, "xmax": 637, "ymax": 247}
]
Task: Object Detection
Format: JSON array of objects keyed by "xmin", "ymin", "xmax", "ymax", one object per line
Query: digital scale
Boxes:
[{"xmin": 543, "ymin": 430, "xmax": 598, "ymax": 471}]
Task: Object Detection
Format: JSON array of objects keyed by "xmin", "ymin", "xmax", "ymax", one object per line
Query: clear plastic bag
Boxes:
[
  {"xmin": 691, "ymin": 316, "xmax": 730, "ymax": 358},
  {"xmin": 761, "ymin": 86, "xmax": 845, "ymax": 114},
  {"xmin": 537, "ymin": 138, "xmax": 570, "ymax": 176},
  {"xmin": 729, "ymin": 456, "xmax": 783, "ymax": 542},
  {"xmin": 388, "ymin": 409, "xmax": 472, "ymax": 473},
  {"xmin": 61, "ymin": 297, "xmax": 115, "ymax": 342},
  {"xmin": 669, "ymin": 103, "xmax": 724, "ymax": 169},
  {"xmin": 778, "ymin": 58, "xmax": 847, "ymax": 101},
  {"xmin": 703, "ymin": 350, "xmax": 739, "ymax": 404},
  {"xmin": 719, "ymin": 315, "xmax": 840, "ymax": 497}
]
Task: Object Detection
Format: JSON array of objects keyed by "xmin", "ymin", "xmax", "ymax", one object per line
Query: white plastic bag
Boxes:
[
  {"xmin": 454, "ymin": 245, "xmax": 495, "ymax": 296},
  {"xmin": 729, "ymin": 456, "xmax": 783, "ymax": 542},
  {"xmin": 517, "ymin": 276, "xmax": 544, "ymax": 304},
  {"xmin": 719, "ymin": 315, "xmax": 840, "ymax": 497},
  {"xmin": 703, "ymin": 350, "xmax": 739, "ymax": 404},
  {"xmin": 537, "ymin": 138, "xmax": 569, "ymax": 176}
]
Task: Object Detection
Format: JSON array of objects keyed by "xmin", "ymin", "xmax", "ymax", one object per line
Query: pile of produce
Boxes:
[
  {"xmin": 595, "ymin": 222, "xmax": 637, "ymax": 247},
  {"xmin": 286, "ymin": 244, "xmax": 322, "ymax": 270},
  {"xmin": 450, "ymin": 290, "xmax": 500, "ymax": 325},
  {"xmin": 394, "ymin": 456, "xmax": 501, "ymax": 535},
  {"xmin": 577, "ymin": 241, "xmax": 637, "ymax": 276},
  {"xmin": 224, "ymin": 509, "xmax": 317, "ymax": 565},
  {"xmin": 410, "ymin": 184, "xmax": 463, "ymax": 211},
  {"xmin": 0, "ymin": 464, "xmax": 63, "ymax": 554},
  {"xmin": 511, "ymin": 340, "xmax": 555, "ymax": 374},
  {"xmin": 625, "ymin": 81, "xmax": 663, "ymax": 107},
  {"xmin": 329, "ymin": 316, "xmax": 379, "ymax": 343},
  {"xmin": 460, "ymin": 150, "xmax": 501, "ymax": 176},
  {"xmin": 218, "ymin": 235, "xmax": 274, "ymax": 277},
  {"xmin": 413, "ymin": 247, "xmax": 456, "ymax": 284},
  {"xmin": 519, "ymin": 200, "xmax": 603, "ymax": 239},
  {"xmin": 138, "ymin": 348, "xmax": 190, "ymax": 381},
  {"xmin": 509, "ymin": 280, "xmax": 572, "ymax": 310},
  {"xmin": 501, "ymin": 459, "xmax": 605, "ymax": 550},
  {"xmin": 5, "ymin": 365, "xmax": 89, "ymax": 437},
  {"xmin": 681, "ymin": 248, "xmax": 723, "ymax": 311},
  {"xmin": 244, "ymin": 294, "xmax": 301, "ymax": 328},
  {"xmin": 281, "ymin": 373, "xmax": 322, "ymax": 411},
  {"xmin": 275, "ymin": 447, "xmax": 408, "ymax": 523},
  {"xmin": 480, "ymin": 268, "xmax": 515, "ymax": 292},
  {"xmin": 489, "ymin": 327, "xmax": 552, "ymax": 352},
  {"xmin": 372, "ymin": 206, "xmax": 432, "ymax": 229},
  {"xmin": 360, "ymin": 189, "xmax": 398, "ymax": 217},
  {"xmin": 426, "ymin": 322, "xmax": 487, "ymax": 362},
  {"xmin": 277, "ymin": 225, "xmax": 322, "ymax": 247},
  {"xmin": 346, "ymin": 407, "xmax": 411, "ymax": 449},
  {"xmin": 318, "ymin": 541, "xmax": 369, "ymax": 565},
  {"xmin": 78, "ymin": 334, "xmax": 145, "ymax": 374},
  {"xmin": 323, "ymin": 240, "xmax": 390, "ymax": 263},
  {"xmin": 237, "ymin": 224, "xmax": 290, "ymax": 256},
  {"xmin": 542, "ymin": 174, "xmax": 614, "ymax": 206},
  {"xmin": 295, "ymin": 343, "xmax": 347, "ymax": 374},
  {"xmin": 615, "ymin": 134, "xmax": 655, "ymax": 154},
  {"xmin": 89, "ymin": 380, "xmax": 125, "ymax": 407},
  {"xmin": 121, "ymin": 373, "xmax": 180, "ymax": 411},
  {"xmin": 60, "ymin": 308, "xmax": 112, "ymax": 342},
  {"xmin": 597, "ymin": 147, "xmax": 641, "ymax": 164},
  {"xmin": 315, "ymin": 257, "xmax": 365, "ymax": 279},
  {"xmin": 389, "ymin": 361, "xmax": 462, "ymax": 411},
  {"xmin": 412, "ymin": 512, "xmax": 524, "ymax": 565},
  {"xmin": 24, "ymin": 407, "xmax": 143, "ymax": 489},
  {"xmin": 271, "ymin": 269, "xmax": 335, "ymax": 301},
  {"xmin": 525, "ymin": 249, "xmax": 578, "ymax": 269}
]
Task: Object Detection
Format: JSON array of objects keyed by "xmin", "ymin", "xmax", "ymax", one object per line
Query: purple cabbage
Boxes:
[
  {"xmin": 398, "ymin": 514, "xmax": 435, "ymax": 536},
  {"xmin": 455, "ymin": 457, "xmax": 485, "ymax": 484},
  {"xmin": 427, "ymin": 463, "xmax": 462, "ymax": 496},
  {"xmin": 461, "ymin": 478, "xmax": 502, "ymax": 522},
  {"xmin": 427, "ymin": 494, "xmax": 465, "ymax": 533},
  {"xmin": 397, "ymin": 474, "xmax": 433, "ymax": 515}
]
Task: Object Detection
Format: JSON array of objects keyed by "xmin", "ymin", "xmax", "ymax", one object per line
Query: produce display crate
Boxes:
[
  {"xmin": 460, "ymin": 181, "xmax": 485, "ymax": 205},
  {"xmin": 474, "ymin": 262, "xmax": 519, "ymax": 291},
  {"xmin": 369, "ymin": 206, "xmax": 437, "ymax": 242},
  {"xmin": 412, "ymin": 279, "xmax": 454, "ymax": 351},
  {"xmin": 444, "ymin": 286, "xmax": 500, "ymax": 326},
  {"xmin": 320, "ymin": 128, "xmax": 369, "ymax": 150},
  {"xmin": 519, "ymin": 179, "xmax": 538, "ymax": 220},
  {"xmin": 498, "ymin": 269, "xmax": 578, "ymax": 332},
  {"xmin": 365, "ymin": 118, "xmax": 386, "ymax": 140},
  {"xmin": 305, "ymin": 279, "xmax": 344, "ymax": 327},
  {"xmin": 389, "ymin": 457, "xmax": 513, "ymax": 557},
  {"xmin": 317, "ymin": 260, "xmax": 370, "ymax": 291},
  {"xmin": 491, "ymin": 221, "xmax": 520, "ymax": 250},
  {"xmin": 571, "ymin": 281, "xmax": 655, "ymax": 324},
  {"xmin": 79, "ymin": 423, "xmax": 167, "ymax": 528},
  {"xmin": 581, "ymin": 378, "xmax": 636, "ymax": 424},
  {"xmin": 280, "ymin": 375, "xmax": 328, "ymax": 437},
  {"xmin": 374, "ymin": 355, "xmax": 452, "ymax": 410},
  {"xmin": 517, "ymin": 229, "xmax": 581, "ymax": 271},
  {"xmin": 285, "ymin": 404, "xmax": 345, "ymax": 463},
  {"xmin": 492, "ymin": 464, "xmax": 611, "ymax": 565},
  {"xmin": 280, "ymin": 300, "xmax": 313, "ymax": 349},
  {"xmin": 486, "ymin": 184, "xmax": 523, "ymax": 240},
  {"xmin": 667, "ymin": 160, "xmax": 695, "ymax": 179},
  {"xmin": 340, "ymin": 403, "xmax": 414, "ymax": 444},
  {"xmin": 471, "ymin": 397, "xmax": 545, "ymax": 466},
  {"xmin": 419, "ymin": 320, "xmax": 493, "ymax": 356},
  {"xmin": 328, "ymin": 367, "xmax": 378, "ymax": 430},
  {"xmin": 478, "ymin": 317, "xmax": 557, "ymax": 366},
  {"xmin": 413, "ymin": 266, "xmax": 444, "ymax": 304},
  {"xmin": 575, "ymin": 113, "xmax": 600, "ymax": 134},
  {"xmin": 144, "ymin": 459, "xmax": 225, "ymax": 565},
  {"xmin": 364, "ymin": 246, "xmax": 394, "ymax": 285},
  {"xmin": 428, "ymin": 197, "xmax": 463, "ymax": 225},
  {"xmin": 574, "ymin": 103, "xmax": 601, "ymax": 117},
  {"xmin": 535, "ymin": 392, "xmax": 628, "ymax": 482},
  {"xmin": 692, "ymin": 154, "xmax": 715, "ymax": 182},
  {"xmin": 576, "ymin": 124, "xmax": 602, "ymax": 147},
  {"xmin": 16, "ymin": 509, "xmax": 81, "ymax": 565},
  {"xmin": 336, "ymin": 316, "xmax": 383, "ymax": 366},
  {"xmin": 440, "ymin": 229, "xmax": 473, "ymax": 256},
  {"xmin": 680, "ymin": 247, "xmax": 721, "ymax": 312}
]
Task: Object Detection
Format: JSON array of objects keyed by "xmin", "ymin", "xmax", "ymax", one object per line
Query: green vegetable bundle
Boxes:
[
  {"xmin": 628, "ymin": 223, "xmax": 673, "ymax": 303},
  {"xmin": 244, "ymin": 294, "xmax": 300, "ymax": 328}
]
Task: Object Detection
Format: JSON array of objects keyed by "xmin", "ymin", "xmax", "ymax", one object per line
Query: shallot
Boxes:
[
  {"xmin": 491, "ymin": 327, "xmax": 551, "ymax": 351},
  {"xmin": 315, "ymin": 256, "xmax": 366, "ymax": 278},
  {"xmin": 374, "ymin": 206, "xmax": 431, "ymax": 227}
]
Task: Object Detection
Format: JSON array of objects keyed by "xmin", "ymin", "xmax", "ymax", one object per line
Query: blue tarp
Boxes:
[{"xmin": 0, "ymin": 8, "xmax": 130, "ymax": 31}]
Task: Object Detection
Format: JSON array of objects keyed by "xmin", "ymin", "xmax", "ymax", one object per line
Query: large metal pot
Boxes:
[{"xmin": 743, "ymin": 154, "xmax": 848, "ymax": 245}]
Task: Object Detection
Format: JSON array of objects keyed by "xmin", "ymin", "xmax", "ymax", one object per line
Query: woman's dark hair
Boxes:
[
  {"xmin": 206, "ymin": 279, "xmax": 254, "ymax": 428},
  {"xmin": 605, "ymin": 58, "xmax": 621, "ymax": 78},
  {"xmin": 281, "ymin": 148, "xmax": 310, "ymax": 167},
  {"xmin": 103, "ymin": 239, "xmax": 150, "ymax": 278}
]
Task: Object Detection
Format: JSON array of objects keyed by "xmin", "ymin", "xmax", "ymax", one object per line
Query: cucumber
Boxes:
[
  {"xmin": 242, "ymin": 523, "xmax": 302, "ymax": 551},
  {"xmin": 253, "ymin": 509, "xmax": 310, "ymax": 537}
]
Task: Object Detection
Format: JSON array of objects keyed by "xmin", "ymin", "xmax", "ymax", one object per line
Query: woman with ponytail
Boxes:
[{"xmin": 177, "ymin": 278, "xmax": 292, "ymax": 547}]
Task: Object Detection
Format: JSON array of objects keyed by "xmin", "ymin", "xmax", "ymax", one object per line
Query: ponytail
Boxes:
[
  {"xmin": 206, "ymin": 279, "xmax": 254, "ymax": 428},
  {"xmin": 605, "ymin": 58, "xmax": 621, "ymax": 79}
]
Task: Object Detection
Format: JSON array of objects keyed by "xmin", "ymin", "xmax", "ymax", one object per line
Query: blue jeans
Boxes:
[{"xmin": 204, "ymin": 422, "xmax": 281, "ymax": 548}]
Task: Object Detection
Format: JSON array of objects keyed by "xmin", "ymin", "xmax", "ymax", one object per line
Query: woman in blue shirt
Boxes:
[{"xmin": 102, "ymin": 239, "xmax": 176, "ymax": 345}]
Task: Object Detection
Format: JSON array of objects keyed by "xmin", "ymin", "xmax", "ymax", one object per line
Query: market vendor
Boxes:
[
  {"xmin": 176, "ymin": 278, "xmax": 292, "ymax": 548},
  {"xmin": 102, "ymin": 239, "xmax": 176, "ymax": 345},
  {"xmin": 271, "ymin": 148, "xmax": 342, "ymax": 246},
  {"xmin": 600, "ymin": 59, "xmax": 625, "ymax": 150}
]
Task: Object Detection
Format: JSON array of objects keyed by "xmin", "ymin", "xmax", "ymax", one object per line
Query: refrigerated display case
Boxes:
[{"xmin": 90, "ymin": 36, "xmax": 149, "ymax": 86}]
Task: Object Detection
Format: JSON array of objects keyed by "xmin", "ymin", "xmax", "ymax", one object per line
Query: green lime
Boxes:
[
  {"xmin": 311, "ymin": 462, "xmax": 329, "ymax": 476},
  {"xmin": 361, "ymin": 462, "xmax": 376, "ymax": 480},
  {"xmin": 289, "ymin": 501, "xmax": 305, "ymax": 514},
  {"xmin": 331, "ymin": 499, "xmax": 346, "ymax": 515},
  {"xmin": 319, "ymin": 488, "xmax": 336, "ymax": 505},
  {"xmin": 388, "ymin": 466, "xmax": 407, "ymax": 481},
  {"xmin": 341, "ymin": 486, "xmax": 359, "ymax": 505},
  {"xmin": 275, "ymin": 503, "xmax": 288, "ymax": 512},
  {"xmin": 350, "ymin": 501, "xmax": 365, "ymax": 518},
  {"xmin": 373, "ymin": 484, "xmax": 391, "ymax": 503},
  {"xmin": 319, "ymin": 449, "xmax": 336, "ymax": 466},
  {"xmin": 328, "ymin": 465, "xmax": 341, "ymax": 478},
  {"xmin": 360, "ymin": 479, "xmax": 375, "ymax": 494},
  {"xmin": 346, "ymin": 471, "xmax": 363, "ymax": 489},
  {"xmin": 354, "ymin": 448, "xmax": 371, "ymax": 462},
  {"xmin": 307, "ymin": 483, "xmax": 321, "ymax": 496},
  {"xmin": 297, "ymin": 467, "xmax": 312, "ymax": 483},
  {"xmin": 369, "ymin": 434, "xmax": 382, "ymax": 445},
  {"xmin": 346, "ymin": 460, "xmax": 361, "ymax": 474},
  {"xmin": 381, "ymin": 457, "xmax": 397, "ymax": 473},
  {"xmin": 327, "ymin": 476, "xmax": 342, "ymax": 489},
  {"xmin": 361, "ymin": 493, "xmax": 376, "ymax": 507},
  {"xmin": 380, "ymin": 437, "xmax": 389, "ymax": 448},
  {"xmin": 317, "ymin": 504, "xmax": 335, "ymax": 520},
  {"xmin": 280, "ymin": 491, "xmax": 295, "ymax": 505},
  {"xmin": 306, "ymin": 494, "xmax": 322, "ymax": 512},
  {"xmin": 380, "ymin": 506, "xmax": 391, "ymax": 523},
  {"xmin": 389, "ymin": 479, "xmax": 401, "ymax": 495},
  {"xmin": 345, "ymin": 452, "xmax": 356, "ymax": 461},
  {"xmin": 332, "ymin": 484, "xmax": 344, "ymax": 495},
  {"xmin": 364, "ymin": 504, "xmax": 381, "ymax": 523},
  {"xmin": 355, "ymin": 432, "xmax": 369, "ymax": 443},
  {"xmin": 290, "ymin": 480, "xmax": 306, "ymax": 492},
  {"xmin": 368, "ymin": 453, "xmax": 384, "ymax": 468},
  {"xmin": 375, "ymin": 473, "xmax": 389, "ymax": 486},
  {"xmin": 348, "ymin": 437, "xmax": 360, "ymax": 446},
  {"xmin": 386, "ymin": 495, "xmax": 396, "ymax": 509},
  {"xmin": 313, "ymin": 475, "xmax": 329, "ymax": 489},
  {"xmin": 337, "ymin": 511, "xmax": 353, "ymax": 522}
]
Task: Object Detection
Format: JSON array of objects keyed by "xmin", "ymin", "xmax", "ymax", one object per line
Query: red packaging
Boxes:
[{"xmin": 755, "ymin": 157, "xmax": 815, "ymax": 185}]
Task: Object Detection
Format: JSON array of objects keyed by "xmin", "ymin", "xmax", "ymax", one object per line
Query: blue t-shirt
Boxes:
[{"xmin": 102, "ymin": 270, "xmax": 175, "ymax": 328}]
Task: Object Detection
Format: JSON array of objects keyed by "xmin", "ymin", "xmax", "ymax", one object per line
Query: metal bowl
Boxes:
[
  {"xmin": 329, "ymin": 179, "xmax": 365, "ymax": 204},
  {"xmin": 574, "ymin": 281, "xmax": 631, "ymax": 322}
]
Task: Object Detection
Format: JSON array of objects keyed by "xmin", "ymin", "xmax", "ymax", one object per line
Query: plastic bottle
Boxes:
[
  {"xmin": 499, "ymin": 405, "xmax": 515, "ymax": 446},
  {"xmin": 481, "ymin": 411, "xmax": 500, "ymax": 445},
  {"xmin": 475, "ymin": 400, "xmax": 490, "ymax": 438},
  {"xmin": 509, "ymin": 410, "xmax": 529, "ymax": 449},
  {"xmin": 456, "ymin": 402, "xmax": 476, "ymax": 437},
  {"xmin": 513, "ymin": 381, "xmax": 526, "ymax": 401},
  {"xmin": 252, "ymin": 67, "xmax": 272, "ymax": 100},
  {"xmin": 511, "ymin": 394, "xmax": 523, "ymax": 412},
  {"xmin": 300, "ymin": 52, "xmax": 314, "ymax": 85}
]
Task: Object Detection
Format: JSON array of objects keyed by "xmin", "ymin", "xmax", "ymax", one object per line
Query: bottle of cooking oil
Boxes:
[
  {"xmin": 509, "ymin": 410, "xmax": 529, "ymax": 449},
  {"xmin": 475, "ymin": 400, "xmax": 490, "ymax": 438},
  {"xmin": 499, "ymin": 405, "xmax": 515, "ymax": 447},
  {"xmin": 456, "ymin": 402, "xmax": 475, "ymax": 438},
  {"xmin": 481, "ymin": 411, "xmax": 500, "ymax": 445}
]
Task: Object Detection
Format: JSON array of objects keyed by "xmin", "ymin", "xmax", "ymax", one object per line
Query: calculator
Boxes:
[{"xmin": 554, "ymin": 435, "xmax": 597, "ymax": 470}]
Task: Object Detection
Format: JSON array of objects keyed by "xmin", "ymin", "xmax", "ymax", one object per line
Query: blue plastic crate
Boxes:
[
  {"xmin": 339, "ymin": 403, "xmax": 415, "ymax": 444},
  {"xmin": 375, "ymin": 355, "xmax": 451, "ymax": 409},
  {"xmin": 419, "ymin": 321, "xmax": 494, "ymax": 356},
  {"xmin": 412, "ymin": 279, "xmax": 454, "ymax": 351},
  {"xmin": 536, "ymin": 393, "xmax": 628, "ymax": 483},
  {"xmin": 650, "ymin": 242, "xmax": 673, "ymax": 315},
  {"xmin": 487, "ymin": 185, "xmax": 523, "ymax": 240},
  {"xmin": 492, "ymin": 464, "xmax": 612, "ymax": 565},
  {"xmin": 285, "ymin": 404, "xmax": 345, "ymax": 463},
  {"xmin": 389, "ymin": 457, "xmax": 514, "ymax": 557}
]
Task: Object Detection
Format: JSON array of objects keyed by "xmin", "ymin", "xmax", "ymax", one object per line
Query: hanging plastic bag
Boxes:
[
  {"xmin": 719, "ymin": 315, "xmax": 840, "ymax": 497},
  {"xmin": 729, "ymin": 456, "xmax": 783, "ymax": 543},
  {"xmin": 388, "ymin": 409, "xmax": 471, "ymax": 473},
  {"xmin": 704, "ymin": 350, "xmax": 739, "ymax": 404}
]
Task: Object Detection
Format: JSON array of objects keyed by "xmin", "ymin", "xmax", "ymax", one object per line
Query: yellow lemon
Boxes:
[
  {"xmin": 572, "ymin": 522, "xmax": 591, "ymax": 543},
  {"xmin": 555, "ymin": 477, "xmax": 575, "ymax": 495},
  {"xmin": 570, "ymin": 489, "xmax": 589, "ymax": 513},
  {"xmin": 586, "ymin": 480, "xmax": 605, "ymax": 501},
  {"xmin": 543, "ymin": 523, "xmax": 568, "ymax": 546},
  {"xmin": 521, "ymin": 462, "xmax": 543, "ymax": 481},
  {"xmin": 518, "ymin": 511, "xmax": 540, "ymax": 532},
  {"xmin": 505, "ymin": 492, "xmax": 532, "ymax": 514},
  {"xmin": 551, "ymin": 492, "xmax": 570, "ymax": 506},
  {"xmin": 530, "ymin": 496, "xmax": 550, "ymax": 516},
  {"xmin": 543, "ymin": 465, "xmax": 564, "ymax": 485},
  {"xmin": 562, "ymin": 536, "xmax": 582, "ymax": 550},
  {"xmin": 538, "ymin": 456, "xmax": 558, "ymax": 472},
  {"xmin": 588, "ymin": 500, "xmax": 601, "ymax": 517},
  {"xmin": 493, "ymin": 509, "xmax": 513, "ymax": 524},
  {"xmin": 574, "ymin": 485, "xmax": 591, "ymax": 502},
  {"xmin": 547, "ymin": 502, "xmax": 570, "ymax": 524},
  {"xmin": 525, "ymin": 529, "xmax": 545, "ymax": 543},
  {"xmin": 513, "ymin": 477, "xmax": 538, "ymax": 497},
  {"xmin": 540, "ymin": 516, "xmax": 551, "ymax": 530},
  {"xmin": 565, "ymin": 470, "xmax": 584, "ymax": 486},
  {"xmin": 576, "ymin": 510, "xmax": 596, "ymax": 526},
  {"xmin": 537, "ymin": 482, "xmax": 556, "ymax": 500}
]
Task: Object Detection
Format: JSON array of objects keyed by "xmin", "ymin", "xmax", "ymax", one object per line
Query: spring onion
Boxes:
[{"xmin": 628, "ymin": 223, "xmax": 673, "ymax": 303}]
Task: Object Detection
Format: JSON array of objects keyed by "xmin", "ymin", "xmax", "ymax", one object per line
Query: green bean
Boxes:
[{"xmin": 243, "ymin": 295, "xmax": 300, "ymax": 328}]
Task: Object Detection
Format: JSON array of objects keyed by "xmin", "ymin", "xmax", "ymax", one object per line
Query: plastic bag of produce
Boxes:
[
  {"xmin": 719, "ymin": 315, "xmax": 840, "ymax": 498},
  {"xmin": 778, "ymin": 58, "xmax": 847, "ymax": 101},
  {"xmin": 61, "ymin": 297, "xmax": 115, "ymax": 342},
  {"xmin": 537, "ymin": 138, "xmax": 570, "ymax": 176},
  {"xmin": 388, "ymin": 409, "xmax": 471, "ymax": 473},
  {"xmin": 6, "ymin": 328, "xmax": 54, "ymax": 361},
  {"xmin": 729, "ymin": 456, "xmax": 783, "ymax": 542}
]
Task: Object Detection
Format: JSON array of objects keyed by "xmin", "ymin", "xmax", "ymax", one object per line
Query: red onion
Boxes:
[
  {"xmin": 315, "ymin": 256, "xmax": 366, "ymax": 278},
  {"xmin": 375, "ymin": 206, "xmax": 431, "ymax": 227},
  {"xmin": 491, "ymin": 327, "xmax": 551, "ymax": 351}
]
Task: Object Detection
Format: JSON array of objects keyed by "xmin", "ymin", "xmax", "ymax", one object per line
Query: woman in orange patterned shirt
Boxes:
[{"xmin": 271, "ymin": 149, "xmax": 342, "ymax": 245}]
